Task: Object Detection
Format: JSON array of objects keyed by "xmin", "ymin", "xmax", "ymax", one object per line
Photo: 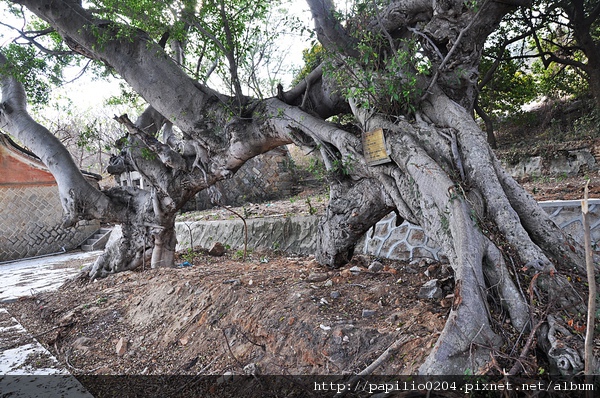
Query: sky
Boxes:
[{"xmin": 0, "ymin": 1, "xmax": 314, "ymax": 115}]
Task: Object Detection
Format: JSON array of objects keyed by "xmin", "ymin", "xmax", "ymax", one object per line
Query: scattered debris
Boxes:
[
  {"xmin": 362, "ymin": 309, "xmax": 377, "ymax": 318},
  {"xmin": 208, "ymin": 242, "xmax": 226, "ymax": 257},
  {"xmin": 418, "ymin": 279, "xmax": 443, "ymax": 300},
  {"xmin": 115, "ymin": 337, "xmax": 128, "ymax": 356},
  {"xmin": 307, "ymin": 272, "xmax": 329, "ymax": 283},
  {"xmin": 368, "ymin": 261, "xmax": 384, "ymax": 272}
]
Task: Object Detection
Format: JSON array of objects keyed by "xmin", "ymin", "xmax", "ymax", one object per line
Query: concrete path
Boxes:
[
  {"xmin": 0, "ymin": 250, "xmax": 101, "ymax": 303},
  {"xmin": 0, "ymin": 250, "xmax": 100, "ymax": 397}
]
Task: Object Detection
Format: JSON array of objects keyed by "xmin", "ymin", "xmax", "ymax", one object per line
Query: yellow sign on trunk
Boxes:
[{"xmin": 362, "ymin": 128, "xmax": 391, "ymax": 166}]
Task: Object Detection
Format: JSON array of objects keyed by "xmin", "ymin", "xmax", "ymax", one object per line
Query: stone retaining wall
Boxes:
[
  {"xmin": 362, "ymin": 199, "xmax": 600, "ymax": 260},
  {"xmin": 175, "ymin": 216, "xmax": 319, "ymax": 255},
  {"xmin": 189, "ymin": 147, "xmax": 300, "ymax": 211},
  {"xmin": 175, "ymin": 199, "xmax": 600, "ymax": 261},
  {"xmin": 0, "ymin": 185, "xmax": 99, "ymax": 262}
]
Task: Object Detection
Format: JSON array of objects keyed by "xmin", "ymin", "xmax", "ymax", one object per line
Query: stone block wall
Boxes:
[
  {"xmin": 0, "ymin": 185, "xmax": 99, "ymax": 262},
  {"xmin": 190, "ymin": 147, "xmax": 299, "ymax": 210},
  {"xmin": 540, "ymin": 199, "xmax": 600, "ymax": 248},
  {"xmin": 358, "ymin": 213, "xmax": 443, "ymax": 260},
  {"xmin": 362, "ymin": 199, "xmax": 600, "ymax": 260}
]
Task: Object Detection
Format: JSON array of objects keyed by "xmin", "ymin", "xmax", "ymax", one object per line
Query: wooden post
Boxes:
[{"xmin": 582, "ymin": 180, "xmax": 596, "ymax": 377}]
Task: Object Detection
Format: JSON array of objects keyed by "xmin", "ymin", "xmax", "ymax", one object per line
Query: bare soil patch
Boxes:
[{"xmin": 6, "ymin": 252, "xmax": 449, "ymax": 378}]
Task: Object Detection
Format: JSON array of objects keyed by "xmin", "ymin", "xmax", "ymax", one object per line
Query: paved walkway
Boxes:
[
  {"xmin": 0, "ymin": 250, "xmax": 100, "ymax": 397},
  {"xmin": 0, "ymin": 251, "xmax": 101, "ymax": 303}
]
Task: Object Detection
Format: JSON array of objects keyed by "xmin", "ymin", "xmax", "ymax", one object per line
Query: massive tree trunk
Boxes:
[{"xmin": 4, "ymin": 0, "xmax": 595, "ymax": 375}]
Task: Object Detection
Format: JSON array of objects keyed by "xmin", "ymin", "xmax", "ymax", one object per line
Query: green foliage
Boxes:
[
  {"xmin": 324, "ymin": 33, "xmax": 425, "ymax": 115},
  {"xmin": 305, "ymin": 197, "xmax": 318, "ymax": 215},
  {"xmin": 0, "ymin": 44, "xmax": 62, "ymax": 105},
  {"xmin": 478, "ymin": 52, "xmax": 537, "ymax": 116},
  {"xmin": 182, "ymin": 248, "xmax": 197, "ymax": 263},
  {"xmin": 292, "ymin": 44, "xmax": 324, "ymax": 86},
  {"xmin": 531, "ymin": 60, "xmax": 589, "ymax": 100},
  {"xmin": 90, "ymin": 0, "xmax": 177, "ymax": 41},
  {"xmin": 331, "ymin": 153, "xmax": 355, "ymax": 176},
  {"xmin": 140, "ymin": 147, "xmax": 157, "ymax": 160},
  {"xmin": 306, "ymin": 157, "xmax": 327, "ymax": 180},
  {"xmin": 106, "ymin": 83, "xmax": 144, "ymax": 108},
  {"xmin": 233, "ymin": 248, "xmax": 252, "ymax": 260}
]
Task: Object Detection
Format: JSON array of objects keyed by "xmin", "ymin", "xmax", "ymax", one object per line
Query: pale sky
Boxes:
[{"xmin": 0, "ymin": 1, "xmax": 314, "ymax": 114}]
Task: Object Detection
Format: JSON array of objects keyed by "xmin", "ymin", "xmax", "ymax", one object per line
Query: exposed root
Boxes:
[{"xmin": 544, "ymin": 315, "xmax": 584, "ymax": 375}]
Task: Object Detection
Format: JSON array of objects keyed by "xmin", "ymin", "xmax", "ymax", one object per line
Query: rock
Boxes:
[
  {"xmin": 217, "ymin": 371, "xmax": 234, "ymax": 384},
  {"xmin": 307, "ymin": 272, "xmax": 329, "ymax": 283},
  {"xmin": 349, "ymin": 266, "xmax": 363, "ymax": 274},
  {"xmin": 332, "ymin": 329, "xmax": 344, "ymax": 344},
  {"xmin": 368, "ymin": 261, "xmax": 384, "ymax": 272},
  {"xmin": 208, "ymin": 242, "xmax": 225, "ymax": 256},
  {"xmin": 116, "ymin": 337, "xmax": 128, "ymax": 356},
  {"xmin": 73, "ymin": 336, "xmax": 93, "ymax": 353},
  {"xmin": 330, "ymin": 291, "xmax": 341, "ymax": 299},
  {"xmin": 440, "ymin": 294, "xmax": 454, "ymax": 308},
  {"xmin": 362, "ymin": 309, "xmax": 377, "ymax": 318},
  {"xmin": 418, "ymin": 279, "xmax": 443, "ymax": 299},
  {"xmin": 243, "ymin": 363, "xmax": 259, "ymax": 375},
  {"xmin": 58, "ymin": 310, "xmax": 76, "ymax": 326},
  {"xmin": 320, "ymin": 324, "xmax": 331, "ymax": 331},
  {"xmin": 324, "ymin": 279, "xmax": 333, "ymax": 287},
  {"xmin": 427, "ymin": 264, "xmax": 439, "ymax": 276}
]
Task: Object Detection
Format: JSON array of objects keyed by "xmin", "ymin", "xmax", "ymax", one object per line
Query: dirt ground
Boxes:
[{"xmin": 6, "ymin": 252, "xmax": 449, "ymax": 378}]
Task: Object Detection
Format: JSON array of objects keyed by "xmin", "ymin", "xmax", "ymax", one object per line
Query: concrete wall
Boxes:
[
  {"xmin": 175, "ymin": 216, "xmax": 319, "ymax": 255},
  {"xmin": 175, "ymin": 199, "xmax": 600, "ymax": 261}
]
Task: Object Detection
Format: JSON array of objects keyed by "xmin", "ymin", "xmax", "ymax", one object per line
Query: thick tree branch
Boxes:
[
  {"xmin": 0, "ymin": 51, "xmax": 111, "ymax": 224},
  {"xmin": 305, "ymin": 0, "xmax": 359, "ymax": 58},
  {"xmin": 14, "ymin": 0, "xmax": 227, "ymax": 138}
]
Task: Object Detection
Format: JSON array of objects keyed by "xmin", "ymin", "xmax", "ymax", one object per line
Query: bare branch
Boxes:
[{"xmin": 114, "ymin": 113, "xmax": 187, "ymax": 173}]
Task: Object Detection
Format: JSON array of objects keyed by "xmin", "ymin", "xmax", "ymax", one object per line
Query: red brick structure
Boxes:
[{"xmin": 0, "ymin": 134, "xmax": 100, "ymax": 262}]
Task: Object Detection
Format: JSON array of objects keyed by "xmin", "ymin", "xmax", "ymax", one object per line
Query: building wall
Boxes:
[{"xmin": 0, "ymin": 135, "xmax": 99, "ymax": 262}]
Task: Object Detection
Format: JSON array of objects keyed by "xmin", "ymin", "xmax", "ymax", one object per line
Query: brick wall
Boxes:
[{"xmin": 0, "ymin": 185, "xmax": 99, "ymax": 262}]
